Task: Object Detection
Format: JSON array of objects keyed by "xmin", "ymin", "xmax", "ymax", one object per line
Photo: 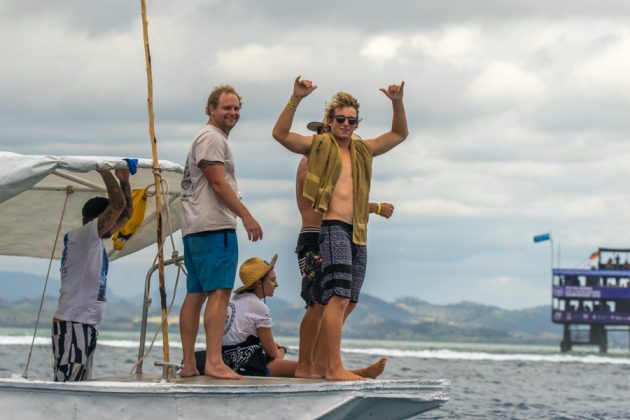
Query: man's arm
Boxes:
[
  {"xmin": 367, "ymin": 81, "xmax": 409, "ymax": 157},
  {"xmin": 96, "ymin": 170, "xmax": 126, "ymax": 237},
  {"xmin": 368, "ymin": 202, "xmax": 394, "ymax": 219},
  {"xmin": 271, "ymin": 76, "xmax": 317, "ymax": 155},
  {"xmin": 113, "ymin": 168, "xmax": 133, "ymax": 229},
  {"xmin": 201, "ymin": 162, "xmax": 262, "ymax": 241}
]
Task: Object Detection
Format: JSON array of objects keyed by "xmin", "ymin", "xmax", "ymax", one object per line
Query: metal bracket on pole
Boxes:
[{"xmin": 154, "ymin": 361, "xmax": 181, "ymax": 381}]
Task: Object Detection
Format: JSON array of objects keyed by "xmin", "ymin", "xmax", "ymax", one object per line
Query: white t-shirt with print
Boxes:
[
  {"xmin": 223, "ymin": 293, "xmax": 273, "ymax": 346},
  {"xmin": 180, "ymin": 124, "xmax": 238, "ymax": 236},
  {"xmin": 54, "ymin": 219, "xmax": 108, "ymax": 325}
]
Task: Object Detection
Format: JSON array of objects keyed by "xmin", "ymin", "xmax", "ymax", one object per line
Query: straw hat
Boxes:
[{"xmin": 234, "ymin": 254, "xmax": 277, "ymax": 294}]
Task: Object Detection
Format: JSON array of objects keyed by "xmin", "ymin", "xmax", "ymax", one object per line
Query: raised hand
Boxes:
[
  {"xmin": 379, "ymin": 81, "xmax": 405, "ymax": 101},
  {"xmin": 114, "ymin": 168, "xmax": 130, "ymax": 182},
  {"xmin": 293, "ymin": 76, "xmax": 317, "ymax": 99}
]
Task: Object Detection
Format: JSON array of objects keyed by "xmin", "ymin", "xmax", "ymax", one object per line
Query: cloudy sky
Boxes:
[{"xmin": 2, "ymin": 0, "xmax": 630, "ymax": 309}]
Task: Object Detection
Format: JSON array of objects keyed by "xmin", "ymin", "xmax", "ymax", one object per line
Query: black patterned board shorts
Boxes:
[
  {"xmin": 194, "ymin": 336, "xmax": 271, "ymax": 377},
  {"xmin": 52, "ymin": 320, "xmax": 98, "ymax": 382},
  {"xmin": 296, "ymin": 228, "xmax": 323, "ymax": 307},
  {"xmin": 319, "ymin": 220, "xmax": 367, "ymax": 304}
]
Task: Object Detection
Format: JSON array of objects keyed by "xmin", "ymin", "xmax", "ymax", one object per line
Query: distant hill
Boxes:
[
  {"xmin": 0, "ymin": 270, "xmax": 561, "ymax": 344},
  {"xmin": 0, "ymin": 271, "xmax": 61, "ymax": 301},
  {"xmin": 0, "ymin": 297, "xmax": 141, "ymax": 331},
  {"xmin": 394, "ymin": 297, "xmax": 558, "ymax": 336},
  {"xmin": 267, "ymin": 294, "xmax": 560, "ymax": 344},
  {"xmin": 0, "ymin": 270, "xmax": 131, "ymax": 304},
  {"xmin": 261, "ymin": 292, "xmax": 562, "ymax": 343}
]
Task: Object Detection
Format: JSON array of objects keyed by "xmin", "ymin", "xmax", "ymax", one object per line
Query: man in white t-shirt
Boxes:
[
  {"xmin": 179, "ymin": 85, "xmax": 263, "ymax": 380},
  {"xmin": 52, "ymin": 168, "xmax": 132, "ymax": 382}
]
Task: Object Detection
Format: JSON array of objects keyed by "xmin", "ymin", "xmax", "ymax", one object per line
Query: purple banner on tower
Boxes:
[
  {"xmin": 553, "ymin": 286, "xmax": 630, "ymax": 299},
  {"xmin": 552, "ymin": 310, "xmax": 630, "ymax": 325}
]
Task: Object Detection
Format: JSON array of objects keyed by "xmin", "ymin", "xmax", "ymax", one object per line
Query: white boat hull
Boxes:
[{"xmin": 0, "ymin": 375, "xmax": 448, "ymax": 420}]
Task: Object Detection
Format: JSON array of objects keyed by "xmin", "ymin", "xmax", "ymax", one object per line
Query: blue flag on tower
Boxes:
[{"xmin": 533, "ymin": 232, "xmax": 551, "ymax": 243}]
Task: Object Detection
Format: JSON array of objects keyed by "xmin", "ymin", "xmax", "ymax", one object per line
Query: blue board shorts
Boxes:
[{"xmin": 183, "ymin": 229, "xmax": 238, "ymax": 293}]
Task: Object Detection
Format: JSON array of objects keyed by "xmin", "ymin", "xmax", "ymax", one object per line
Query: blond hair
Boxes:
[
  {"xmin": 205, "ymin": 84, "xmax": 243, "ymax": 116},
  {"xmin": 323, "ymin": 91, "xmax": 360, "ymax": 121}
]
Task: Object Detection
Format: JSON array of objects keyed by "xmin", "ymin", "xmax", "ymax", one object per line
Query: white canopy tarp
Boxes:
[{"xmin": 0, "ymin": 152, "xmax": 183, "ymax": 261}]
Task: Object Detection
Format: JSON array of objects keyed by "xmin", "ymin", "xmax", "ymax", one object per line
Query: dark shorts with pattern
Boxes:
[
  {"xmin": 319, "ymin": 220, "xmax": 367, "ymax": 304},
  {"xmin": 295, "ymin": 228, "xmax": 323, "ymax": 307},
  {"xmin": 194, "ymin": 335, "xmax": 271, "ymax": 377}
]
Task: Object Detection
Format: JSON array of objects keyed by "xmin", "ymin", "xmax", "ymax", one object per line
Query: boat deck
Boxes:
[
  {"xmin": 86, "ymin": 373, "xmax": 449, "ymax": 396},
  {"xmin": 1, "ymin": 374, "xmax": 449, "ymax": 419},
  {"xmin": 95, "ymin": 373, "xmax": 331, "ymax": 385}
]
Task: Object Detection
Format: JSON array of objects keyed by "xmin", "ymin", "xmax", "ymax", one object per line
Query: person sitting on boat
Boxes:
[
  {"xmin": 208, "ymin": 255, "xmax": 293, "ymax": 377},
  {"xmin": 52, "ymin": 168, "xmax": 133, "ymax": 382},
  {"xmin": 194, "ymin": 255, "xmax": 387, "ymax": 378}
]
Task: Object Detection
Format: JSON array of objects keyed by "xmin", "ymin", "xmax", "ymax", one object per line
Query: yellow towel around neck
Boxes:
[{"xmin": 303, "ymin": 132, "xmax": 372, "ymax": 245}]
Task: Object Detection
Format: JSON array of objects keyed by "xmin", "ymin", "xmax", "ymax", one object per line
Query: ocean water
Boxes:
[{"xmin": 1, "ymin": 329, "xmax": 630, "ymax": 419}]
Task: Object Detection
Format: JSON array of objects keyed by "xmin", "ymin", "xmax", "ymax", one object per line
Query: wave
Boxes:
[
  {"xmin": 99, "ymin": 340, "xmax": 183, "ymax": 349},
  {"xmin": 2, "ymin": 336, "xmax": 628, "ymax": 365},
  {"xmin": 0, "ymin": 336, "xmax": 183, "ymax": 348},
  {"xmin": 342, "ymin": 347, "xmax": 630, "ymax": 365},
  {"xmin": 0, "ymin": 336, "xmax": 51, "ymax": 346}
]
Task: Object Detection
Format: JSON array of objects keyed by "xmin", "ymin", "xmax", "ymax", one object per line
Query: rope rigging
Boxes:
[{"xmin": 22, "ymin": 186, "xmax": 74, "ymax": 379}]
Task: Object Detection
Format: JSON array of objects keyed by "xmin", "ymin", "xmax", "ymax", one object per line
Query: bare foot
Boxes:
[
  {"xmin": 351, "ymin": 357, "xmax": 387, "ymax": 379},
  {"xmin": 294, "ymin": 365, "xmax": 324, "ymax": 379},
  {"xmin": 205, "ymin": 363, "xmax": 244, "ymax": 380},
  {"xmin": 179, "ymin": 365, "xmax": 200, "ymax": 377},
  {"xmin": 325, "ymin": 368, "xmax": 366, "ymax": 381}
]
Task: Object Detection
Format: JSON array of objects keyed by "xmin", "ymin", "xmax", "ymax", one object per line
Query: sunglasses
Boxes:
[{"xmin": 333, "ymin": 115, "xmax": 358, "ymax": 125}]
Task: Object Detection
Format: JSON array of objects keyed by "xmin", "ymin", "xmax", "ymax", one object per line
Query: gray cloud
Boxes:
[{"xmin": 3, "ymin": 1, "xmax": 630, "ymax": 309}]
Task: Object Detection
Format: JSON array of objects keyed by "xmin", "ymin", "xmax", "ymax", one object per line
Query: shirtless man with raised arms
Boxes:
[{"xmin": 272, "ymin": 77, "xmax": 407, "ymax": 380}]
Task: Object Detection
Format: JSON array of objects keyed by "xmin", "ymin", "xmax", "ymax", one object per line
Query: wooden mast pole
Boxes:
[{"xmin": 140, "ymin": 0, "xmax": 170, "ymax": 365}]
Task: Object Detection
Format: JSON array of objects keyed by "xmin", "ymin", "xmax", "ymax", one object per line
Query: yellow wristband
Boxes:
[
  {"xmin": 287, "ymin": 100, "xmax": 297, "ymax": 109},
  {"xmin": 376, "ymin": 202, "xmax": 382, "ymax": 215}
]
